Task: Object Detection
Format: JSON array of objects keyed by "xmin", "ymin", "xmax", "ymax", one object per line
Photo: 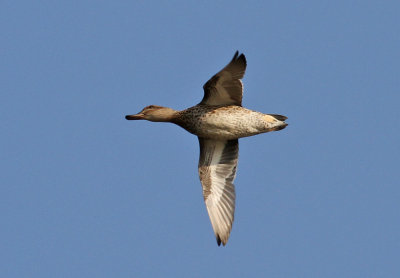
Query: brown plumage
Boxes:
[{"xmin": 126, "ymin": 51, "xmax": 287, "ymax": 246}]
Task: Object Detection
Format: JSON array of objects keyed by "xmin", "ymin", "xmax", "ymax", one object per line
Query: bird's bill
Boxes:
[{"xmin": 125, "ymin": 113, "xmax": 145, "ymax": 120}]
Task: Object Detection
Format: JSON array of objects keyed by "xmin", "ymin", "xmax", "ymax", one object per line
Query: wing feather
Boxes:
[
  {"xmin": 200, "ymin": 51, "xmax": 247, "ymax": 106},
  {"xmin": 198, "ymin": 138, "xmax": 239, "ymax": 246}
]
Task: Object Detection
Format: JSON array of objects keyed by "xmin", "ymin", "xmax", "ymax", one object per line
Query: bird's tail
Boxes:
[
  {"xmin": 269, "ymin": 114, "xmax": 288, "ymax": 121},
  {"xmin": 266, "ymin": 114, "xmax": 288, "ymax": 131}
]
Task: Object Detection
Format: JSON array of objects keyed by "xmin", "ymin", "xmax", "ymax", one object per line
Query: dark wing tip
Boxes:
[
  {"xmin": 232, "ymin": 51, "xmax": 246, "ymax": 67},
  {"xmin": 216, "ymin": 236, "xmax": 222, "ymax": 246},
  {"xmin": 232, "ymin": 51, "xmax": 239, "ymax": 60},
  {"xmin": 216, "ymin": 235, "xmax": 228, "ymax": 246},
  {"xmin": 239, "ymin": 53, "xmax": 246, "ymax": 67}
]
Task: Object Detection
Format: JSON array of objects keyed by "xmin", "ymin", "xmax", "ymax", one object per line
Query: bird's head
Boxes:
[{"xmin": 125, "ymin": 105, "xmax": 177, "ymax": 122}]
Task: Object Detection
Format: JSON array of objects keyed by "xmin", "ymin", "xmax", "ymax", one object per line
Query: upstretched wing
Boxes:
[
  {"xmin": 198, "ymin": 137, "xmax": 239, "ymax": 246},
  {"xmin": 200, "ymin": 51, "xmax": 247, "ymax": 106}
]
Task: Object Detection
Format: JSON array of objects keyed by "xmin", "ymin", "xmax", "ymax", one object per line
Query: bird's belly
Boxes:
[
  {"xmin": 195, "ymin": 112, "xmax": 267, "ymax": 140},
  {"xmin": 175, "ymin": 106, "xmax": 286, "ymax": 140}
]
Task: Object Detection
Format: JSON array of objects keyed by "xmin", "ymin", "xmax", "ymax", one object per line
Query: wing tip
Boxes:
[
  {"xmin": 216, "ymin": 233, "xmax": 230, "ymax": 246},
  {"xmin": 217, "ymin": 236, "xmax": 222, "ymax": 246},
  {"xmin": 232, "ymin": 50, "xmax": 247, "ymax": 66},
  {"xmin": 216, "ymin": 235, "xmax": 228, "ymax": 246},
  {"xmin": 233, "ymin": 50, "xmax": 239, "ymax": 59}
]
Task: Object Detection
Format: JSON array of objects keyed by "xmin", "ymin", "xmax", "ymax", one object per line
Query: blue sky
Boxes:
[{"xmin": 2, "ymin": 0, "xmax": 399, "ymax": 277}]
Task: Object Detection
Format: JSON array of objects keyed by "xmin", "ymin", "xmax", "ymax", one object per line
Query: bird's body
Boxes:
[
  {"xmin": 173, "ymin": 105, "xmax": 287, "ymax": 140},
  {"xmin": 126, "ymin": 52, "xmax": 287, "ymax": 246}
]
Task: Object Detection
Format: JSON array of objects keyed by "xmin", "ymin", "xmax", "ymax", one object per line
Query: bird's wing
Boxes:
[
  {"xmin": 200, "ymin": 51, "xmax": 247, "ymax": 106},
  {"xmin": 198, "ymin": 137, "xmax": 238, "ymax": 246}
]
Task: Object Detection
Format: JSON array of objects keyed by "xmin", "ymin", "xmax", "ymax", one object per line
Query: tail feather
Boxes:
[
  {"xmin": 269, "ymin": 114, "xmax": 288, "ymax": 121},
  {"xmin": 273, "ymin": 123, "xmax": 288, "ymax": 131}
]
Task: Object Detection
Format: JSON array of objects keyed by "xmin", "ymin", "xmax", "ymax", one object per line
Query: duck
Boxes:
[{"xmin": 125, "ymin": 51, "xmax": 287, "ymax": 246}]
